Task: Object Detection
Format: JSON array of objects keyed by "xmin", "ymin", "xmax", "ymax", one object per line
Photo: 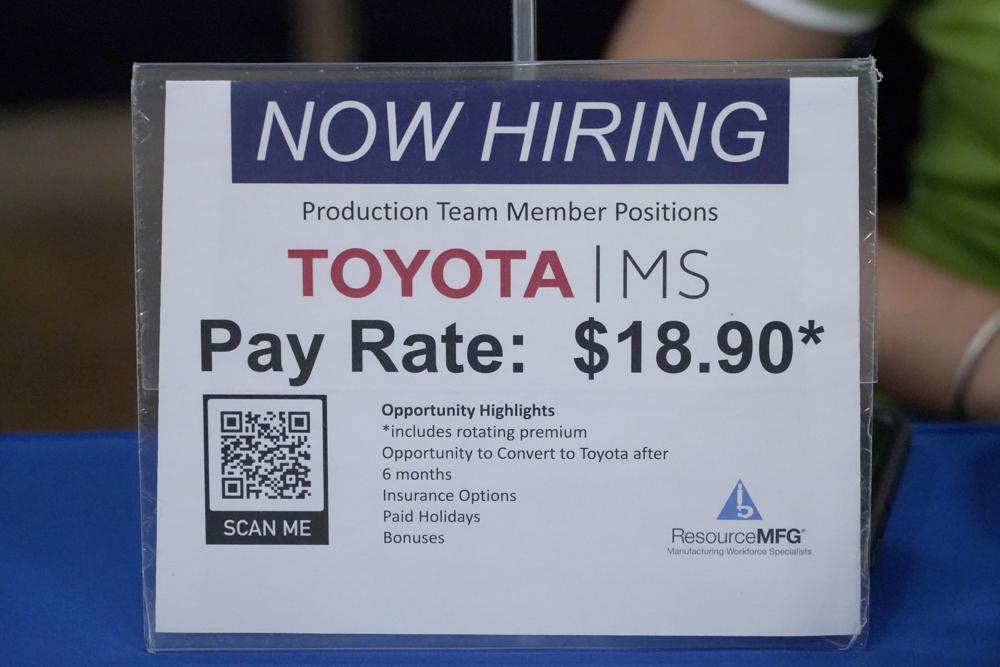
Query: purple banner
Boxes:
[{"xmin": 231, "ymin": 78, "xmax": 789, "ymax": 184}]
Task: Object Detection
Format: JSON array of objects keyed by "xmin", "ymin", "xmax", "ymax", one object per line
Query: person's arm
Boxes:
[
  {"xmin": 606, "ymin": 0, "xmax": 846, "ymax": 60},
  {"xmin": 878, "ymin": 241, "xmax": 1000, "ymax": 419},
  {"xmin": 607, "ymin": 0, "xmax": 1000, "ymax": 420}
]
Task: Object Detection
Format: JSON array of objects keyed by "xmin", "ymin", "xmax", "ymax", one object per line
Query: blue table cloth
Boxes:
[{"xmin": 1, "ymin": 424, "xmax": 998, "ymax": 665}]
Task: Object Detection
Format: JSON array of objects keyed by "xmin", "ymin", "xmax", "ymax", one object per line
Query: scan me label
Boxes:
[
  {"xmin": 155, "ymin": 76, "xmax": 861, "ymax": 638},
  {"xmin": 231, "ymin": 79, "xmax": 790, "ymax": 184}
]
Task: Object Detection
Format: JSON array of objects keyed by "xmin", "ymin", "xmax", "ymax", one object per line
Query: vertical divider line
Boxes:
[{"xmin": 596, "ymin": 244, "xmax": 601, "ymax": 304}]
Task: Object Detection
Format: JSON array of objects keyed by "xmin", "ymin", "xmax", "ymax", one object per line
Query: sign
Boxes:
[{"xmin": 145, "ymin": 71, "xmax": 869, "ymax": 645}]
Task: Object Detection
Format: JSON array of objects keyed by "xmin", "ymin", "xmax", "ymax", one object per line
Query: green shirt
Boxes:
[
  {"xmin": 749, "ymin": 0, "xmax": 1000, "ymax": 289},
  {"xmin": 903, "ymin": 1, "xmax": 1000, "ymax": 290}
]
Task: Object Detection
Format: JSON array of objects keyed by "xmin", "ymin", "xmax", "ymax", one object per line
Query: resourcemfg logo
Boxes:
[
  {"xmin": 717, "ymin": 479, "xmax": 761, "ymax": 520},
  {"xmin": 667, "ymin": 479, "xmax": 811, "ymax": 556}
]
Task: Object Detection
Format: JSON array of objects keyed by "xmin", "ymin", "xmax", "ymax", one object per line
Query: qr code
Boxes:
[
  {"xmin": 205, "ymin": 396, "xmax": 326, "ymax": 513},
  {"xmin": 219, "ymin": 410, "xmax": 313, "ymax": 500}
]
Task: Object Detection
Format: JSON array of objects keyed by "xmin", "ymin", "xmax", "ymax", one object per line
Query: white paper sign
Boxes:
[{"xmin": 153, "ymin": 76, "xmax": 861, "ymax": 638}]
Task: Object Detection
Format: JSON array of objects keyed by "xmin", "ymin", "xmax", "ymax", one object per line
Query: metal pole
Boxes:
[{"xmin": 511, "ymin": 0, "xmax": 537, "ymax": 63}]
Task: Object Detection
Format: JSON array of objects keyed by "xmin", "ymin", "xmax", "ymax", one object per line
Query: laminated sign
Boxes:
[{"xmin": 133, "ymin": 61, "xmax": 877, "ymax": 650}]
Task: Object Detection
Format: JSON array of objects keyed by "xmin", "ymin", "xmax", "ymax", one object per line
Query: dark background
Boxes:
[{"xmin": 0, "ymin": 0, "xmax": 922, "ymax": 431}]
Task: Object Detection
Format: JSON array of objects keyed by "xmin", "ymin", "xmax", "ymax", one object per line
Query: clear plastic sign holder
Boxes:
[{"xmin": 134, "ymin": 0, "xmax": 876, "ymax": 652}]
